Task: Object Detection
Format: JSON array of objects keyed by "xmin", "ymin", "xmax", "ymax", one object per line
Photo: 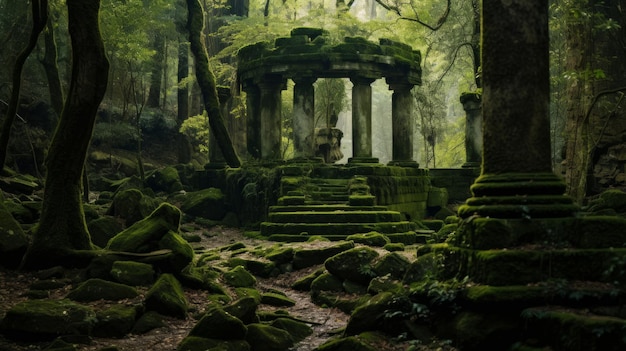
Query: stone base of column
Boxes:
[
  {"xmin": 287, "ymin": 157, "xmax": 325, "ymax": 164},
  {"xmin": 387, "ymin": 160, "xmax": 420, "ymax": 168},
  {"xmin": 348, "ymin": 157, "xmax": 379, "ymax": 164},
  {"xmin": 461, "ymin": 162, "xmax": 480, "ymax": 169},
  {"xmin": 457, "ymin": 172, "xmax": 579, "ymax": 219}
]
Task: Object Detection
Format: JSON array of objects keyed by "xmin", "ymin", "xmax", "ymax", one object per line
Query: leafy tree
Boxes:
[{"xmin": 22, "ymin": 0, "xmax": 109, "ymax": 269}]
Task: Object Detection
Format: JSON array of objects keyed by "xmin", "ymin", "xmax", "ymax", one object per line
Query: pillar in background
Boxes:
[
  {"xmin": 292, "ymin": 77, "xmax": 316, "ymax": 159},
  {"xmin": 258, "ymin": 75, "xmax": 285, "ymax": 160},
  {"xmin": 349, "ymin": 77, "xmax": 377, "ymax": 163},
  {"xmin": 388, "ymin": 81, "xmax": 417, "ymax": 167},
  {"xmin": 460, "ymin": 92, "xmax": 482, "ymax": 168},
  {"xmin": 243, "ymin": 83, "xmax": 261, "ymax": 159}
]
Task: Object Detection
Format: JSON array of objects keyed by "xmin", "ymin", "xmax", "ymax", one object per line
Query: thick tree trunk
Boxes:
[
  {"xmin": 22, "ymin": 0, "xmax": 109, "ymax": 269},
  {"xmin": 186, "ymin": 0, "xmax": 241, "ymax": 167},
  {"xmin": 0, "ymin": 0, "xmax": 48, "ymax": 172},
  {"xmin": 177, "ymin": 35, "xmax": 192, "ymax": 163}
]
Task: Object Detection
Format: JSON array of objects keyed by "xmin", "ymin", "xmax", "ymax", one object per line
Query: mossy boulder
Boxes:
[
  {"xmin": 325, "ymin": 247, "xmax": 379, "ymax": 285},
  {"xmin": 189, "ymin": 305, "xmax": 248, "ymax": 340},
  {"xmin": 146, "ymin": 166, "xmax": 183, "ymax": 194},
  {"xmin": 292, "ymin": 267, "xmax": 324, "ymax": 291},
  {"xmin": 224, "ymin": 296, "xmax": 260, "ymax": 324},
  {"xmin": 181, "ymin": 188, "xmax": 227, "ymax": 220},
  {"xmin": 0, "ymin": 195, "xmax": 29, "ymax": 268},
  {"xmin": 158, "ymin": 230, "xmax": 195, "ymax": 273},
  {"xmin": 346, "ymin": 232, "xmax": 390, "ymax": 247},
  {"xmin": 66, "ymin": 278, "xmax": 138, "ymax": 302},
  {"xmin": 245, "ymin": 323, "xmax": 293, "ymax": 351},
  {"xmin": 110, "ymin": 261, "xmax": 155, "ymax": 286},
  {"xmin": 223, "ymin": 265, "xmax": 257, "ymax": 288},
  {"xmin": 261, "ymin": 292, "xmax": 296, "ymax": 307},
  {"xmin": 93, "ymin": 305, "xmax": 137, "ymax": 338},
  {"xmin": 344, "ymin": 292, "xmax": 398, "ymax": 336},
  {"xmin": 177, "ymin": 336, "xmax": 251, "ymax": 351},
  {"xmin": 315, "ymin": 335, "xmax": 377, "ymax": 351},
  {"xmin": 144, "ymin": 274, "xmax": 188, "ymax": 319},
  {"xmin": 367, "ymin": 275, "xmax": 405, "ymax": 295},
  {"xmin": 372, "ymin": 252, "xmax": 410, "ymax": 279},
  {"xmin": 0, "ymin": 299, "xmax": 96, "ymax": 340},
  {"xmin": 106, "ymin": 188, "xmax": 161, "ymax": 226},
  {"xmin": 131, "ymin": 310, "xmax": 166, "ymax": 334},
  {"xmin": 269, "ymin": 317, "xmax": 312, "ymax": 343},
  {"xmin": 87, "ymin": 216, "xmax": 123, "ymax": 248},
  {"xmin": 587, "ymin": 189, "xmax": 626, "ymax": 213},
  {"xmin": 310, "ymin": 272, "xmax": 344, "ymax": 292},
  {"xmin": 292, "ymin": 241, "xmax": 355, "ymax": 269}
]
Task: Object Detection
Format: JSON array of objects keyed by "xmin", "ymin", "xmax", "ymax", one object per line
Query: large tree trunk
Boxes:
[
  {"xmin": 186, "ymin": 0, "xmax": 241, "ymax": 167},
  {"xmin": 563, "ymin": 0, "xmax": 626, "ymax": 203},
  {"xmin": 147, "ymin": 33, "xmax": 165, "ymax": 109},
  {"xmin": 0, "ymin": 0, "xmax": 48, "ymax": 172},
  {"xmin": 22, "ymin": 0, "xmax": 109, "ymax": 269}
]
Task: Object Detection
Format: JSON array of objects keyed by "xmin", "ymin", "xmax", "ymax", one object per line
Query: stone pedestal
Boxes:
[
  {"xmin": 460, "ymin": 92, "xmax": 482, "ymax": 168},
  {"xmin": 292, "ymin": 77, "xmax": 316, "ymax": 159},
  {"xmin": 458, "ymin": 0, "xmax": 577, "ymax": 219},
  {"xmin": 349, "ymin": 77, "xmax": 377, "ymax": 163}
]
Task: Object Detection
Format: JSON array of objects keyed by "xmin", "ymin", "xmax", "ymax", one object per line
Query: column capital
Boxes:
[
  {"xmin": 350, "ymin": 76, "xmax": 376, "ymax": 86},
  {"xmin": 292, "ymin": 76, "xmax": 317, "ymax": 85},
  {"xmin": 257, "ymin": 74, "xmax": 286, "ymax": 90},
  {"xmin": 386, "ymin": 77, "xmax": 413, "ymax": 91}
]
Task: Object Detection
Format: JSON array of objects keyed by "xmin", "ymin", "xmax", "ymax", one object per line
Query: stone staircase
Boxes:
[{"xmin": 259, "ymin": 166, "xmax": 431, "ymax": 243}]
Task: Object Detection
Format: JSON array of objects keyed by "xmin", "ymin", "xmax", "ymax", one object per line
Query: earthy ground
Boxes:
[{"xmin": 0, "ymin": 225, "xmax": 455, "ymax": 351}]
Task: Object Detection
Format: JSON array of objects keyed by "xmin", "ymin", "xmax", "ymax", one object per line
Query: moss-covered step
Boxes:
[
  {"xmin": 267, "ymin": 231, "xmax": 421, "ymax": 244},
  {"xmin": 465, "ymin": 247, "xmax": 626, "ymax": 286},
  {"xmin": 259, "ymin": 221, "xmax": 417, "ymax": 236},
  {"xmin": 267, "ymin": 211, "xmax": 403, "ymax": 223},
  {"xmin": 269, "ymin": 204, "xmax": 388, "ymax": 212},
  {"xmin": 520, "ymin": 306, "xmax": 626, "ymax": 351}
]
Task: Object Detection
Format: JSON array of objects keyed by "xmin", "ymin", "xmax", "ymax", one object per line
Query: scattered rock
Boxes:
[
  {"xmin": 188, "ymin": 305, "xmax": 248, "ymax": 340},
  {"xmin": 223, "ymin": 265, "xmax": 257, "ymax": 288},
  {"xmin": 94, "ymin": 305, "xmax": 137, "ymax": 338},
  {"xmin": 181, "ymin": 188, "xmax": 227, "ymax": 220},
  {"xmin": 107, "ymin": 188, "xmax": 161, "ymax": 226},
  {"xmin": 325, "ymin": 246, "xmax": 379, "ymax": 285},
  {"xmin": 66, "ymin": 278, "xmax": 139, "ymax": 302},
  {"xmin": 245, "ymin": 323, "xmax": 293, "ymax": 351},
  {"xmin": 144, "ymin": 273, "xmax": 188, "ymax": 319},
  {"xmin": 110, "ymin": 260, "xmax": 155, "ymax": 286}
]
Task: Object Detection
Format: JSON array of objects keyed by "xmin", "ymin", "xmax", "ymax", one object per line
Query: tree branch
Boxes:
[{"xmin": 373, "ymin": 0, "xmax": 450, "ymax": 31}]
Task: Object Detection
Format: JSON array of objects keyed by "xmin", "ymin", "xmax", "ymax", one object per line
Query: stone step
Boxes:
[
  {"xmin": 269, "ymin": 205, "xmax": 389, "ymax": 213},
  {"xmin": 259, "ymin": 221, "xmax": 418, "ymax": 236},
  {"xmin": 266, "ymin": 231, "xmax": 431, "ymax": 244},
  {"xmin": 520, "ymin": 306, "xmax": 626, "ymax": 351},
  {"xmin": 268, "ymin": 210, "xmax": 404, "ymax": 223}
]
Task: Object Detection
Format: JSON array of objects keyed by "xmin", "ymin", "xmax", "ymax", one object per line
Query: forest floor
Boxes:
[{"xmin": 0, "ymin": 224, "xmax": 457, "ymax": 351}]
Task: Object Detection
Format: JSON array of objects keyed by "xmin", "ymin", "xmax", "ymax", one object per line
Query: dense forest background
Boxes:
[{"xmin": 0, "ymin": 0, "xmax": 625, "ymax": 200}]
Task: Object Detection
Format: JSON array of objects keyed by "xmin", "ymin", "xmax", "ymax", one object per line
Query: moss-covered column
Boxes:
[
  {"xmin": 349, "ymin": 76, "xmax": 377, "ymax": 163},
  {"xmin": 292, "ymin": 77, "xmax": 316, "ymax": 159},
  {"xmin": 388, "ymin": 81, "xmax": 418, "ymax": 167},
  {"xmin": 460, "ymin": 92, "xmax": 482, "ymax": 168},
  {"xmin": 243, "ymin": 81, "xmax": 261, "ymax": 159},
  {"xmin": 259, "ymin": 75, "xmax": 285, "ymax": 160},
  {"xmin": 458, "ymin": 0, "xmax": 577, "ymax": 218}
]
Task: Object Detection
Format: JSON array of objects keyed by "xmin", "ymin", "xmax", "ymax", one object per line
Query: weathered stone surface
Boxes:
[
  {"xmin": 344, "ymin": 292, "xmax": 397, "ymax": 336},
  {"xmin": 0, "ymin": 299, "xmax": 96, "ymax": 339},
  {"xmin": 269, "ymin": 317, "xmax": 312, "ymax": 343},
  {"xmin": 94, "ymin": 305, "xmax": 137, "ymax": 338},
  {"xmin": 107, "ymin": 188, "xmax": 161, "ymax": 226},
  {"xmin": 66, "ymin": 278, "xmax": 138, "ymax": 302},
  {"xmin": 325, "ymin": 246, "xmax": 379, "ymax": 285},
  {"xmin": 310, "ymin": 272, "xmax": 344, "ymax": 293},
  {"xmin": 110, "ymin": 261, "xmax": 155, "ymax": 286},
  {"xmin": 372, "ymin": 252, "xmax": 410, "ymax": 279},
  {"xmin": 0, "ymin": 194, "xmax": 29, "ymax": 268},
  {"xmin": 146, "ymin": 166, "xmax": 183, "ymax": 194},
  {"xmin": 144, "ymin": 274, "xmax": 188, "ymax": 319},
  {"xmin": 245, "ymin": 323, "xmax": 293, "ymax": 351},
  {"xmin": 189, "ymin": 305, "xmax": 247, "ymax": 340},
  {"xmin": 177, "ymin": 336, "xmax": 251, "ymax": 351},
  {"xmin": 223, "ymin": 265, "xmax": 257, "ymax": 288},
  {"xmin": 87, "ymin": 216, "xmax": 123, "ymax": 248},
  {"xmin": 181, "ymin": 188, "xmax": 227, "ymax": 220},
  {"xmin": 292, "ymin": 241, "xmax": 355, "ymax": 269},
  {"xmin": 315, "ymin": 335, "xmax": 377, "ymax": 351},
  {"xmin": 346, "ymin": 232, "xmax": 390, "ymax": 247},
  {"xmin": 131, "ymin": 310, "xmax": 166, "ymax": 334},
  {"xmin": 260, "ymin": 292, "xmax": 296, "ymax": 307},
  {"xmin": 224, "ymin": 296, "xmax": 260, "ymax": 324}
]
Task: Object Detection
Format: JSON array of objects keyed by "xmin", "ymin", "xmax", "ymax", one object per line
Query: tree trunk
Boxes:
[
  {"xmin": 147, "ymin": 33, "xmax": 165, "ymax": 109},
  {"xmin": 41, "ymin": 15, "xmax": 64, "ymax": 116},
  {"xmin": 563, "ymin": 0, "xmax": 626, "ymax": 203},
  {"xmin": 186, "ymin": 0, "xmax": 241, "ymax": 168},
  {"xmin": 22, "ymin": 0, "xmax": 109, "ymax": 269},
  {"xmin": 0, "ymin": 0, "xmax": 48, "ymax": 172}
]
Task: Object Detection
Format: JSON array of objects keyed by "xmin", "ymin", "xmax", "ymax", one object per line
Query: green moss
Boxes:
[
  {"xmin": 346, "ymin": 232, "xmax": 390, "ymax": 247},
  {"xmin": 145, "ymin": 273, "xmax": 188, "ymax": 319},
  {"xmin": 223, "ymin": 265, "xmax": 257, "ymax": 287},
  {"xmin": 325, "ymin": 246, "xmax": 379, "ymax": 285},
  {"xmin": 189, "ymin": 305, "xmax": 248, "ymax": 340},
  {"xmin": 269, "ymin": 317, "xmax": 313, "ymax": 343},
  {"xmin": 177, "ymin": 336, "xmax": 251, "ymax": 351},
  {"xmin": 94, "ymin": 305, "xmax": 137, "ymax": 338},
  {"xmin": 66, "ymin": 278, "xmax": 138, "ymax": 302},
  {"xmin": 261, "ymin": 292, "xmax": 296, "ymax": 307},
  {"xmin": 245, "ymin": 323, "xmax": 294, "ymax": 351},
  {"xmin": 110, "ymin": 261, "xmax": 155, "ymax": 286},
  {"xmin": 131, "ymin": 311, "xmax": 166, "ymax": 334},
  {"xmin": 315, "ymin": 336, "xmax": 377, "ymax": 351}
]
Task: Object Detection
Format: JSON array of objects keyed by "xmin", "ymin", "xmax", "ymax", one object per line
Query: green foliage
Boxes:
[
  {"xmin": 92, "ymin": 121, "xmax": 139, "ymax": 150},
  {"xmin": 180, "ymin": 112, "xmax": 209, "ymax": 154}
]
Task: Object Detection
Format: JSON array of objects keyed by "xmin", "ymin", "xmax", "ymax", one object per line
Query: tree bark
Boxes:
[
  {"xmin": 41, "ymin": 15, "xmax": 64, "ymax": 116},
  {"xmin": 22, "ymin": 0, "xmax": 109, "ymax": 269},
  {"xmin": 147, "ymin": 33, "xmax": 165, "ymax": 109},
  {"xmin": 186, "ymin": 0, "xmax": 241, "ymax": 167},
  {"xmin": 0, "ymin": 0, "xmax": 48, "ymax": 172}
]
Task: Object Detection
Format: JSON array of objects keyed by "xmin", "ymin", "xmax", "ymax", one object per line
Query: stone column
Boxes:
[
  {"xmin": 243, "ymin": 82, "xmax": 261, "ymax": 159},
  {"xmin": 388, "ymin": 81, "xmax": 418, "ymax": 167},
  {"xmin": 258, "ymin": 76, "xmax": 285, "ymax": 160},
  {"xmin": 458, "ymin": 0, "xmax": 577, "ymax": 218},
  {"xmin": 349, "ymin": 77, "xmax": 377, "ymax": 163},
  {"xmin": 460, "ymin": 92, "xmax": 482, "ymax": 168},
  {"xmin": 292, "ymin": 77, "xmax": 316, "ymax": 159}
]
